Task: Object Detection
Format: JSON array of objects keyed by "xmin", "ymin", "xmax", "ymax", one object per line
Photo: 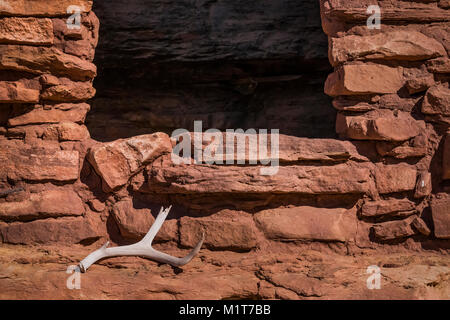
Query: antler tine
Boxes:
[{"xmin": 79, "ymin": 206, "xmax": 203, "ymax": 272}]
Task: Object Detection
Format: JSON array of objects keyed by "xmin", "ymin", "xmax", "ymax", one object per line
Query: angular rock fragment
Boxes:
[
  {"xmin": 254, "ymin": 206, "xmax": 357, "ymax": 242},
  {"xmin": 427, "ymin": 57, "xmax": 450, "ymax": 73},
  {"xmin": 180, "ymin": 210, "xmax": 257, "ymax": 251},
  {"xmin": 376, "ymin": 134, "xmax": 428, "ymax": 159},
  {"xmin": 421, "ymin": 84, "xmax": 450, "ymax": 116},
  {"xmin": 411, "ymin": 217, "xmax": 431, "ymax": 236},
  {"xmin": 325, "ymin": 64, "xmax": 404, "ymax": 96},
  {"xmin": 405, "ymin": 75, "xmax": 435, "ymax": 94},
  {"xmin": 330, "ymin": 31, "xmax": 445, "ymax": 66},
  {"xmin": 88, "ymin": 133, "xmax": 172, "ymax": 191},
  {"xmin": 0, "ymin": 189, "xmax": 84, "ymax": 222}
]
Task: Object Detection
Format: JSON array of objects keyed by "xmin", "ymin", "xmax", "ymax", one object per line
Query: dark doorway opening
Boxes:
[{"xmin": 88, "ymin": 0, "xmax": 335, "ymax": 142}]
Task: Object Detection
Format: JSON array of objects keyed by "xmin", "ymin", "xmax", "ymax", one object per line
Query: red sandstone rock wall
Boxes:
[{"xmin": 0, "ymin": 0, "xmax": 449, "ymax": 255}]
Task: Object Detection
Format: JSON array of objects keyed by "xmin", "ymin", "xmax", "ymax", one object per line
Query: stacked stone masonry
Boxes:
[{"xmin": 0, "ymin": 0, "xmax": 449, "ymax": 260}]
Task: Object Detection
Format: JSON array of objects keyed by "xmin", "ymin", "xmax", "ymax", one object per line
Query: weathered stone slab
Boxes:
[
  {"xmin": 337, "ymin": 110, "xmax": 424, "ymax": 142},
  {"xmin": 146, "ymin": 156, "xmax": 372, "ymax": 195},
  {"xmin": 0, "ymin": 17, "xmax": 53, "ymax": 45},
  {"xmin": 41, "ymin": 81, "xmax": 96, "ymax": 102},
  {"xmin": 111, "ymin": 199, "xmax": 177, "ymax": 242},
  {"xmin": 254, "ymin": 206, "xmax": 357, "ymax": 242},
  {"xmin": 0, "ymin": 216, "xmax": 100, "ymax": 245},
  {"xmin": 374, "ymin": 164, "xmax": 417, "ymax": 194},
  {"xmin": 431, "ymin": 195, "xmax": 450, "ymax": 239},
  {"xmin": 330, "ymin": 31, "xmax": 445, "ymax": 66},
  {"xmin": 0, "ymin": 189, "xmax": 84, "ymax": 222},
  {"xmin": 180, "ymin": 210, "xmax": 257, "ymax": 251},
  {"xmin": 0, "ymin": 81, "xmax": 40, "ymax": 103},
  {"xmin": 361, "ymin": 199, "xmax": 416, "ymax": 218},
  {"xmin": 372, "ymin": 216, "xmax": 417, "ymax": 241},
  {"xmin": 88, "ymin": 133, "xmax": 172, "ymax": 191},
  {"xmin": 325, "ymin": 64, "xmax": 404, "ymax": 96},
  {"xmin": 8, "ymin": 103, "xmax": 90, "ymax": 126},
  {"xmin": 421, "ymin": 84, "xmax": 450, "ymax": 116},
  {"xmin": 444, "ymin": 132, "xmax": 450, "ymax": 180},
  {"xmin": 0, "ymin": 45, "xmax": 96, "ymax": 81},
  {"xmin": 0, "ymin": 142, "xmax": 79, "ymax": 182},
  {"xmin": 0, "ymin": 0, "xmax": 93, "ymax": 16}
]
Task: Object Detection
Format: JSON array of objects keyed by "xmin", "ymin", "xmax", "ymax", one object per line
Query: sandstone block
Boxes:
[
  {"xmin": 444, "ymin": 132, "xmax": 450, "ymax": 180},
  {"xmin": 371, "ymin": 216, "xmax": 417, "ymax": 241},
  {"xmin": 431, "ymin": 195, "xmax": 450, "ymax": 239},
  {"xmin": 0, "ymin": 189, "xmax": 84, "ymax": 222},
  {"xmin": 374, "ymin": 164, "xmax": 417, "ymax": 194},
  {"xmin": 0, "ymin": 0, "xmax": 93, "ymax": 16},
  {"xmin": 0, "ymin": 81, "xmax": 40, "ymax": 103},
  {"xmin": 41, "ymin": 81, "xmax": 96, "ymax": 102},
  {"xmin": 330, "ymin": 31, "xmax": 445, "ymax": 66},
  {"xmin": 411, "ymin": 217, "xmax": 431, "ymax": 236},
  {"xmin": 111, "ymin": 200, "xmax": 177, "ymax": 242},
  {"xmin": 88, "ymin": 133, "xmax": 172, "ymax": 191},
  {"xmin": 180, "ymin": 210, "xmax": 257, "ymax": 251},
  {"xmin": 421, "ymin": 84, "xmax": 450, "ymax": 116},
  {"xmin": 0, "ymin": 142, "xmax": 79, "ymax": 182},
  {"xmin": 8, "ymin": 103, "xmax": 90, "ymax": 126},
  {"xmin": 146, "ymin": 156, "xmax": 372, "ymax": 195},
  {"xmin": 325, "ymin": 64, "xmax": 404, "ymax": 96},
  {"xmin": 254, "ymin": 206, "xmax": 357, "ymax": 242},
  {"xmin": 0, "ymin": 45, "xmax": 96, "ymax": 81},
  {"xmin": 0, "ymin": 17, "xmax": 53, "ymax": 45},
  {"xmin": 337, "ymin": 110, "xmax": 424, "ymax": 142},
  {"xmin": 361, "ymin": 199, "xmax": 416, "ymax": 218}
]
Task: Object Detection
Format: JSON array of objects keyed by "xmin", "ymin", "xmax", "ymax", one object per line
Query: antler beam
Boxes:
[{"xmin": 79, "ymin": 206, "xmax": 204, "ymax": 272}]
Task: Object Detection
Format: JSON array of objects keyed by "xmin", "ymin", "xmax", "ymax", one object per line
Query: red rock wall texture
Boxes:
[{"xmin": 0, "ymin": 0, "xmax": 449, "ymax": 257}]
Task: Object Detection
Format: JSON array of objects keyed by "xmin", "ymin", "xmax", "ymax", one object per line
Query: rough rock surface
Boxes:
[{"xmin": 0, "ymin": 0, "xmax": 449, "ymax": 300}]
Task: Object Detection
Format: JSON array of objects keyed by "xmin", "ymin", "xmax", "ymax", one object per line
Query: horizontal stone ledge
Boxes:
[
  {"xmin": 179, "ymin": 132, "xmax": 368, "ymax": 163},
  {"xmin": 0, "ymin": 189, "xmax": 84, "ymax": 222},
  {"xmin": 0, "ymin": 17, "xmax": 53, "ymax": 45},
  {"xmin": 254, "ymin": 206, "xmax": 357, "ymax": 242},
  {"xmin": 0, "ymin": 45, "xmax": 97, "ymax": 81},
  {"xmin": 88, "ymin": 133, "xmax": 173, "ymax": 192},
  {"xmin": 0, "ymin": 0, "xmax": 93, "ymax": 17},
  {"xmin": 329, "ymin": 31, "xmax": 445, "ymax": 66},
  {"xmin": 144, "ymin": 156, "xmax": 373, "ymax": 195}
]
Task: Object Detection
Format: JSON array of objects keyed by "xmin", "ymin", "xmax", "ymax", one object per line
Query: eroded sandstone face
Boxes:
[{"xmin": 0, "ymin": 0, "xmax": 449, "ymax": 300}]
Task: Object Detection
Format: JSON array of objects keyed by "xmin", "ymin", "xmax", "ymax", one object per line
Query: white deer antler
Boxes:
[{"xmin": 79, "ymin": 206, "xmax": 204, "ymax": 272}]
